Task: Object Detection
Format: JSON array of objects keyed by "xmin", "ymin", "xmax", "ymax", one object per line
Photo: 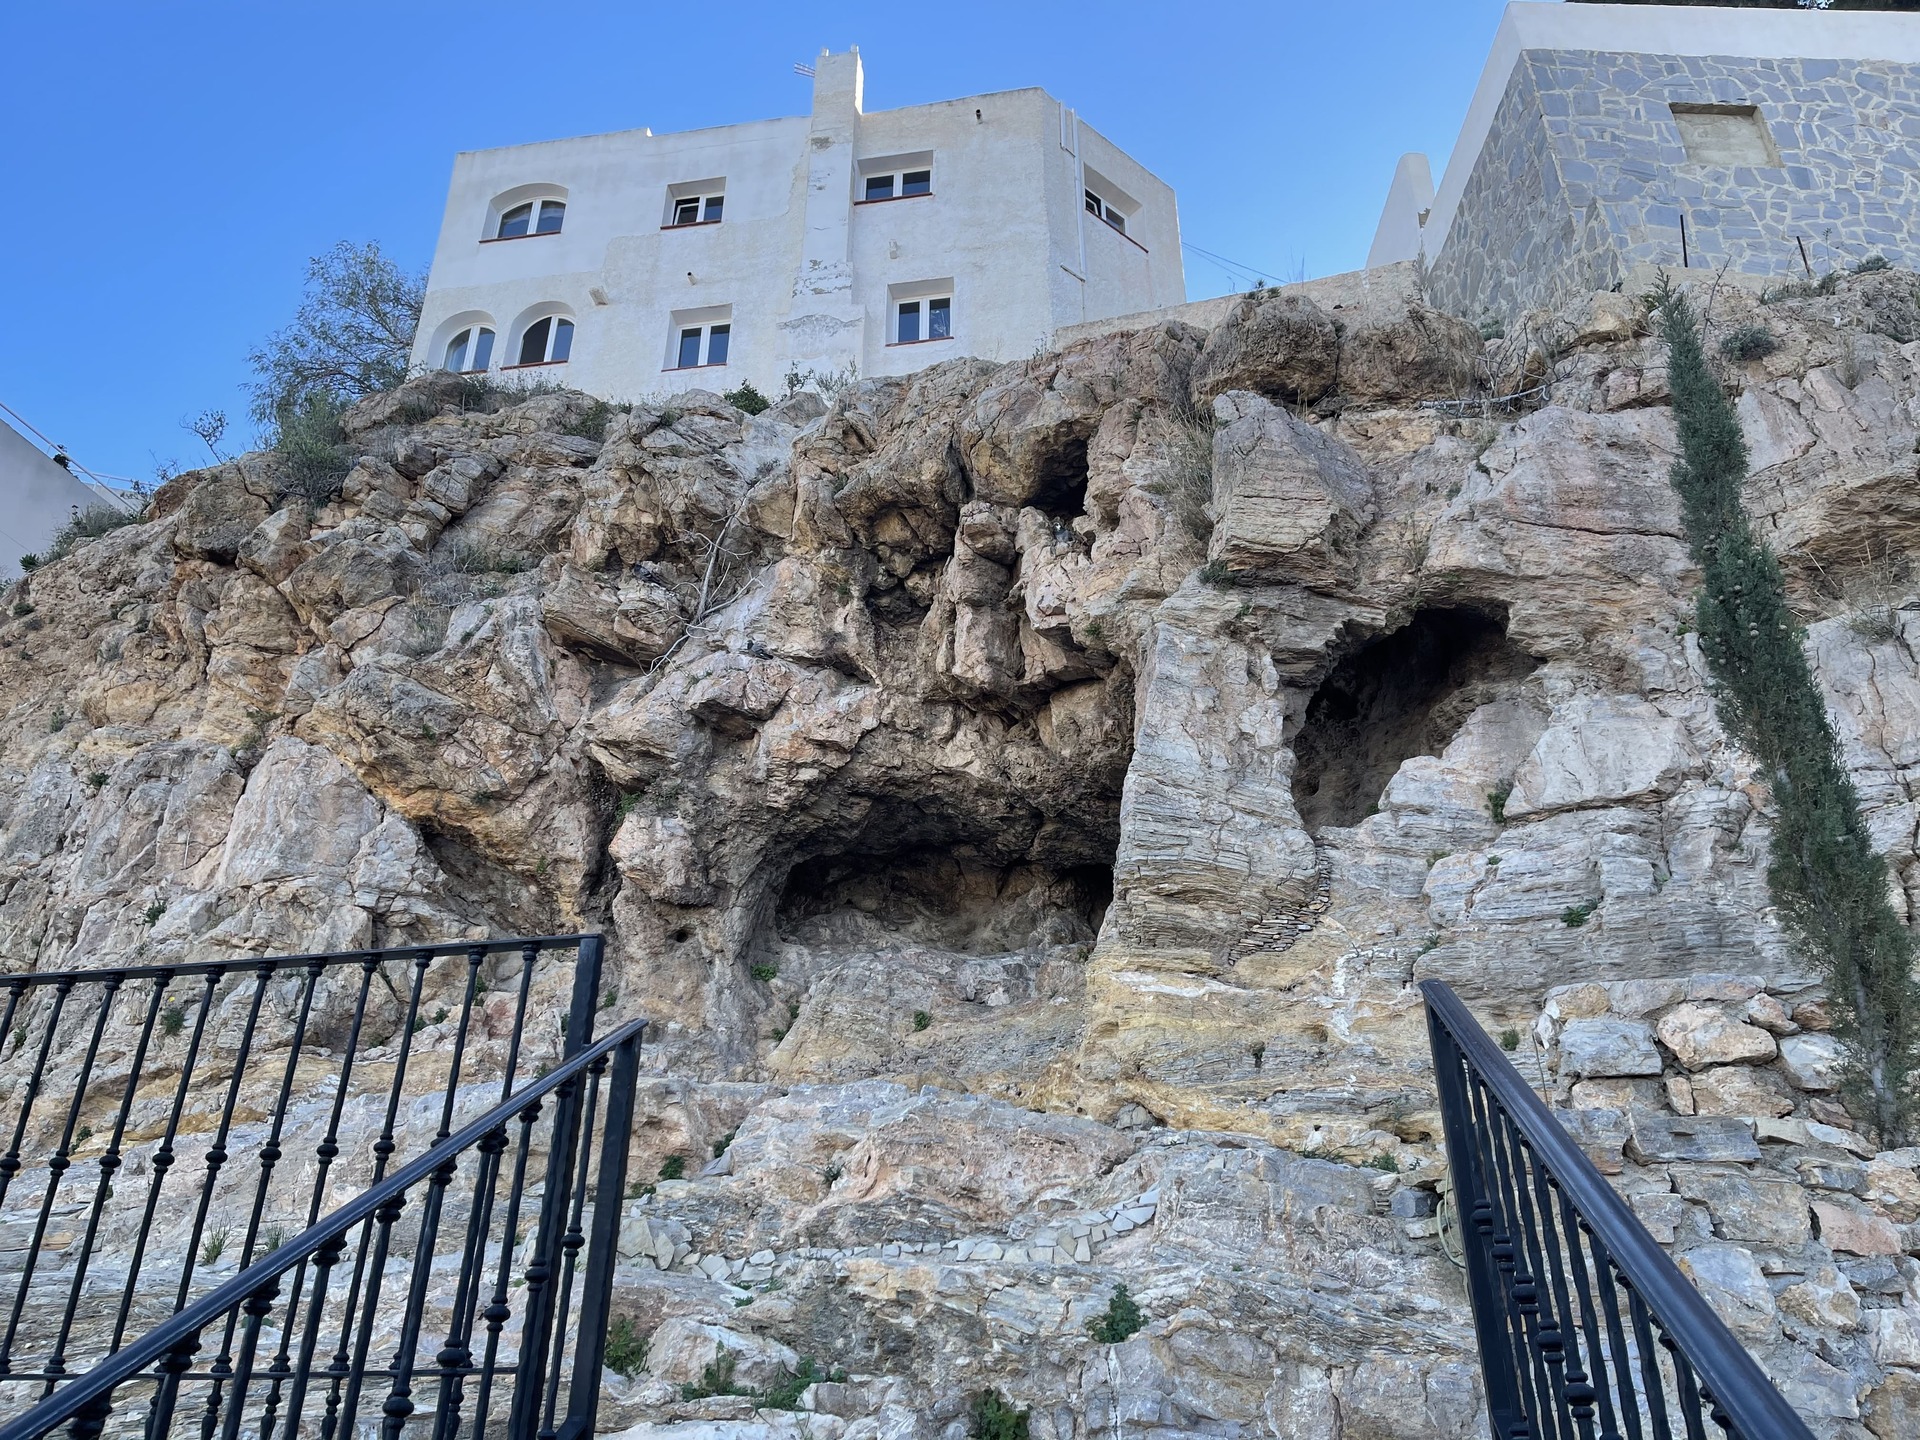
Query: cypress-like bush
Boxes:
[{"xmin": 1655, "ymin": 276, "xmax": 1920, "ymax": 1142}]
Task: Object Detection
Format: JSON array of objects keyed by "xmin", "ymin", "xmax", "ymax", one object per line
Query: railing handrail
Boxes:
[
  {"xmin": 0, "ymin": 1015, "xmax": 648, "ymax": 1440},
  {"xmin": 1420, "ymin": 979, "xmax": 1814, "ymax": 1440},
  {"xmin": 0, "ymin": 933, "xmax": 601, "ymax": 990}
]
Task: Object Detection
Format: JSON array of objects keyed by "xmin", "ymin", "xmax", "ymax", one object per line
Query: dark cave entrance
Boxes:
[
  {"xmin": 1028, "ymin": 432, "xmax": 1092, "ymax": 523},
  {"xmin": 773, "ymin": 845, "xmax": 1114, "ymax": 956},
  {"xmin": 1291, "ymin": 606, "xmax": 1535, "ymax": 830}
]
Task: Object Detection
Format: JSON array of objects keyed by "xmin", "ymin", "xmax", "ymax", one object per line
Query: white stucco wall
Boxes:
[
  {"xmin": 1373, "ymin": 2, "xmax": 1920, "ymax": 275},
  {"xmin": 0, "ymin": 421, "xmax": 123, "ymax": 578},
  {"xmin": 1367, "ymin": 153, "xmax": 1434, "ymax": 268},
  {"xmin": 411, "ymin": 49, "xmax": 1184, "ymax": 402}
]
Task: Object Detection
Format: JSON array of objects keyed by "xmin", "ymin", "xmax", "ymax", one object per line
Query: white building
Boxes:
[
  {"xmin": 0, "ymin": 420, "xmax": 132, "ymax": 578},
  {"xmin": 410, "ymin": 49, "xmax": 1184, "ymax": 402}
]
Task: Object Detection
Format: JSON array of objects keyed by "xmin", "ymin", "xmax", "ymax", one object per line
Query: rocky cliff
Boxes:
[{"xmin": 5, "ymin": 268, "xmax": 1920, "ymax": 1437}]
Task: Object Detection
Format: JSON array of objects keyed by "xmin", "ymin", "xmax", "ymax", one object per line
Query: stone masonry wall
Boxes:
[
  {"xmin": 1532, "ymin": 974, "xmax": 1920, "ymax": 1435},
  {"xmin": 1429, "ymin": 50, "xmax": 1920, "ymax": 323}
]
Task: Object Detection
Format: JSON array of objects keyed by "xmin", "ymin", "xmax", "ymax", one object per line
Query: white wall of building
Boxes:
[
  {"xmin": 0, "ymin": 421, "xmax": 125, "ymax": 578},
  {"xmin": 411, "ymin": 49, "xmax": 1184, "ymax": 402}
]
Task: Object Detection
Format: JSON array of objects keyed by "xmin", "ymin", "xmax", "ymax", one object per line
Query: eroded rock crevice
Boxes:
[{"xmin": 1292, "ymin": 606, "xmax": 1536, "ymax": 831}]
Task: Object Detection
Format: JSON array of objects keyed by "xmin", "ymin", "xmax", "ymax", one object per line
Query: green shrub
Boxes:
[
  {"xmin": 604, "ymin": 1316, "xmax": 648, "ymax": 1379},
  {"xmin": 18, "ymin": 554, "xmax": 40, "ymax": 573},
  {"xmin": 968, "ymin": 1389, "xmax": 1030, "ymax": 1440},
  {"xmin": 658, "ymin": 1155, "xmax": 685, "ymax": 1181},
  {"xmin": 1717, "ymin": 324, "xmax": 1779, "ymax": 363},
  {"xmin": 161, "ymin": 1003, "xmax": 186, "ymax": 1037},
  {"xmin": 1656, "ymin": 274, "xmax": 1920, "ymax": 1143},
  {"xmin": 1486, "ymin": 781, "xmax": 1513, "ymax": 824},
  {"xmin": 1087, "ymin": 1283, "xmax": 1145, "ymax": 1343},
  {"xmin": 1367, "ymin": 1152, "xmax": 1400, "ymax": 1173},
  {"xmin": 750, "ymin": 963, "xmax": 778, "ymax": 982},
  {"xmin": 37, "ymin": 502, "xmax": 146, "ymax": 567},
  {"xmin": 1854, "ymin": 255, "xmax": 1891, "ymax": 274},
  {"xmin": 711, "ymin": 1128, "xmax": 736, "ymax": 1158},
  {"xmin": 1499, "ymin": 1027, "xmax": 1522, "ymax": 1052},
  {"xmin": 759, "ymin": 1356, "xmax": 844, "ymax": 1410},
  {"xmin": 1198, "ymin": 559, "xmax": 1237, "ymax": 587},
  {"xmin": 1561, "ymin": 900, "xmax": 1598, "ymax": 928},
  {"xmin": 723, "ymin": 382, "xmax": 771, "ymax": 415},
  {"xmin": 562, "ymin": 399, "xmax": 615, "ymax": 441},
  {"xmin": 912, "ymin": 1009, "xmax": 932, "ymax": 1032},
  {"xmin": 273, "ymin": 393, "xmax": 353, "ymax": 505}
]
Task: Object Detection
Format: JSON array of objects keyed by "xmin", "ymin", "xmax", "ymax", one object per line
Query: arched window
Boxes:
[
  {"xmin": 443, "ymin": 325, "xmax": 495, "ymax": 373},
  {"xmin": 516, "ymin": 316, "xmax": 574, "ymax": 366},
  {"xmin": 496, "ymin": 198, "xmax": 566, "ymax": 239}
]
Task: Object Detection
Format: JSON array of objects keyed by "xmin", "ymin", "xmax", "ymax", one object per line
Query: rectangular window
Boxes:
[
  {"xmin": 857, "ymin": 153, "xmax": 934, "ymax": 204},
  {"xmin": 677, "ymin": 328, "xmax": 703, "ymax": 369},
  {"xmin": 1085, "ymin": 189, "xmax": 1102, "ymax": 217},
  {"xmin": 535, "ymin": 200, "xmax": 565, "ymax": 234},
  {"xmin": 666, "ymin": 180, "xmax": 726, "ymax": 227},
  {"xmin": 669, "ymin": 310, "xmax": 732, "ymax": 369},
  {"xmin": 706, "ymin": 323, "xmax": 730, "ymax": 366},
  {"xmin": 890, "ymin": 287, "xmax": 952, "ymax": 345}
]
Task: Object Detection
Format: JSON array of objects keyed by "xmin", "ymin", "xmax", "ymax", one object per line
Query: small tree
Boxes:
[
  {"xmin": 1654, "ymin": 275, "xmax": 1920, "ymax": 1142},
  {"xmin": 248, "ymin": 241, "xmax": 424, "ymax": 432}
]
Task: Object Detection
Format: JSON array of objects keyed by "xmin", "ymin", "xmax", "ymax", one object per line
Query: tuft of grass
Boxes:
[
  {"xmin": 200, "ymin": 1227, "xmax": 230, "ymax": 1267},
  {"xmin": 1717, "ymin": 324, "xmax": 1779, "ymax": 363},
  {"xmin": 1197, "ymin": 559, "xmax": 1237, "ymax": 587},
  {"xmin": 1367, "ymin": 1152, "xmax": 1400, "ymax": 1173},
  {"xmin": 440, "ymin": 538, "xmax": 532, "ymax": 575},
  {"xmin": 1854, "ymin": 254, "xmax": 1891, "ymax": 274},
  {"xmin": 678, "ymin": 1347, "xmax": 746, "ymax": 1402},
  {"xmin": 711, "ymin": 1129, "xmax": 736, "ymax": 1159},
  {"xmin": 1087, "ymin": 1283, "xmax": 1145, "ymax": 1344},
  {"xmin": 560, "ymin": 399, "xmax": 615, "ymax": 441},
  {"xmin": 262, "ymin": 1226, "xmax": 286, "ymax": 1256},
  {"xmin": 1486, "ymin": 781, "xmax": 1513, "ymax": 825},
  {"xmin": 912, "ymin": 1010, "xmax": 932, "ymax": 1032},
  {"xmin": 657, "ymin": 1155, "xmax": 685, "ymax": 1181},
  {"xmin": 1499, "ymin": 1027, "xmax": 1522, "ymax": 1053},
  {"xmin": 759, "ymin": 1357, "xmax": 844, "ymax": 1410},
  {"xmin": 604, "ymin": 1315, "xmax": 648, "ymax": 1379},
  {"xmin": 1561, "ymin": 900, "xmax": 1598, "ymax": 929},
  {"xmin": 161, "ymin": 1003, "xmax": 185, "ymax": 1037}
]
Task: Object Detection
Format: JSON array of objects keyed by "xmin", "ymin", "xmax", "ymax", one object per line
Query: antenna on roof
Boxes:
[{"xmin": 793, "ymin": 61, "xmax": 816, "ymax": 77}]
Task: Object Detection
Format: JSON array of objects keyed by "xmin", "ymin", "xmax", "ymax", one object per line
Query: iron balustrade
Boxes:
[
  {"xmin": 1420, "ymin": 979, "xmax": 1815, "ymax": 1440},
  {"xmin": 0, "ymin": 1015, "xmax": 644, "ymax": 1440},
  {"xmin": 0, "ymin": 934, "xmax": 610, "ymax": 1416}
]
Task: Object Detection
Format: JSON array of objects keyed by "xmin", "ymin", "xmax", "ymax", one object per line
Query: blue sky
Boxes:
[{"xmin": 0, "ymin": 0, "xmax": 1513, "ymax": 485}]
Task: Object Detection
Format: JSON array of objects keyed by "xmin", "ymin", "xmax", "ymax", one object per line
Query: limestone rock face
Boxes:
[
  {"xmin": 7, "ymin": 267, "xmax": 1920, "ymax": 1436},
  {"xmin": 1188, "ymin": 292, "xmax": 1340, "ymax": 407}
]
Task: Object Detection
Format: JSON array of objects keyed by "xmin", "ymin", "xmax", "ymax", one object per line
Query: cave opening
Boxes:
[
  {"xmin": 1291, "ymin": 606, "xmax": 1535, "ymax": 830},
  {"xmin": 1028, "ymin": 432, "xmax": 1092, "ymax": 522}
]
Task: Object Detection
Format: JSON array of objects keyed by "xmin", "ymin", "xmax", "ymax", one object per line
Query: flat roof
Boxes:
[{"xmin": 1427, "ymin": 1, "xmax": 1920, "ymax": 255}]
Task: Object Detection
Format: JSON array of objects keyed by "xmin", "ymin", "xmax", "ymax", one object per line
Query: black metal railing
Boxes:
[
  {"xmin": 1421, "ymin": 980, "xmax": 1814, "ymax": 1440},
  {"xmin": 0, "ymin": 1014, "xmax": 644, "ymax": 1440},
  {"xmin": 0, "ymin": 934, "xmax": 610, "ymax": 1414}
]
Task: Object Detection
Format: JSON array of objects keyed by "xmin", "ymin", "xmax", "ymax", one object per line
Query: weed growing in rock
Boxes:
[
  {"xmin": 1197, "ymin": 559, "xmax": 1237, "ymax": 587},
  {"xmin": 1561, "ymin": 901, "xmax": 1598, "ymax": 928},
  {"xmin": 658, "ymin": 1155, "xmax": 686, "ymax": 1181},
  {"xmin": 1251, "ymin": 1041, "xmax": 1266, "ymax": 1069},
  {"xmin": 161, "ymin": 1003, "xmax": 185, "ymax": 1037},
  {"xmin": 48, "ymin": 709, "xmax": 67, "ymax": 733},
  {"xmin": 1717, "ymin": 325, "xmax": 1780, "ymax": 363},
  {"xmin": 1499, "ymin": 1028, "xmax": 1522, "ymax": 1052},
  {"xmin": 1368, "ymin": 1153, "xmax": 1400, "ymax": 1173},
  {"xmin": 86, "ymin": 772, "xmax": 108, "ymax": 791},
  {"xmin": 604, "ymin": 1315, "xmax": 648, "ymax": 1379},
  {"xmin": 822, "ymin": 1160, "xmax": 843, "ymax": 1185},
  {"xmin": 10, "ymin": 602, "xmax": 33, "ymax": 617},
  {"xmin": 711, "ymin": 1129, "xmax": 736, "ymax": 1159},
  {"xmin": 912, "ymin": 1010, "xmax": 932, "ymax": 1032},
  {"xmin": 561, "ymin": 399, "xmax": 615, "ymax": 441},
  {"xmin": 144, "ymin": 904, "xmax": 165, "ymax": 925},
  {"xmin": 1486, "ymin": 781, "xmax": 1512, "ymax": 824},
  {"xmin": 74, "ymin": 1126, "xmax": 92, "ymax": 1147},
  {"xmin": 1087, "ymin": 1283, "xmax": 1145, "ymax": 1343},
  {"xmin": 272, "ymin": 394, "xmax": 354, "ymax": 506},
  {"xmin": 1417, "ymin": 934, "xmax": 1441, "ymax": 957},
  {"xmin": 679, "ymin": 1348, "xmax": 745, "ymax": 1401},
  {"xmin": 723, "ymin": 382, "xmax": 771, "ymax": 415},
  {"xmin": 615, "ymin": 792, "xmax": 643, "ymax": 821},
  {"xmin": 1854, "ymin": 255, "xmax": 1891, "ymax": 274},
  {"xmin": 262, "ymin": 1226, "xmax": 285, "ymax": 1256},
  {"xmin": 968, "ymin": 1388, "xmax": 1030, "ymax": 1440},
  {"xmin": 200, "ymin": 1228, "xmax": 229, "ymax": 1266},
  {"xmin": 750, "ymin": 963, "xmax": 778, "ymax": 982},
  {"xmin": 38, "ymin": 503, "xmax": 146, "ymax": 567},
  {"xmin": 760, "ymin": 1357, "xmax": 844, "ymax": 1410},
  {"xmin": 1656, "ymin": 274, "xmax": 1920, "ymax": 1143},
  {"xmin": 8, "ymin": 1025, "xmax": 24, "ymax": 1053}
]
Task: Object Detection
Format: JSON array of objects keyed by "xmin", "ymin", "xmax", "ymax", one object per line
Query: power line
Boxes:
[{"xmin": 1181, "ymin": 240, "xmax": 1280, "ymax": 289}]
